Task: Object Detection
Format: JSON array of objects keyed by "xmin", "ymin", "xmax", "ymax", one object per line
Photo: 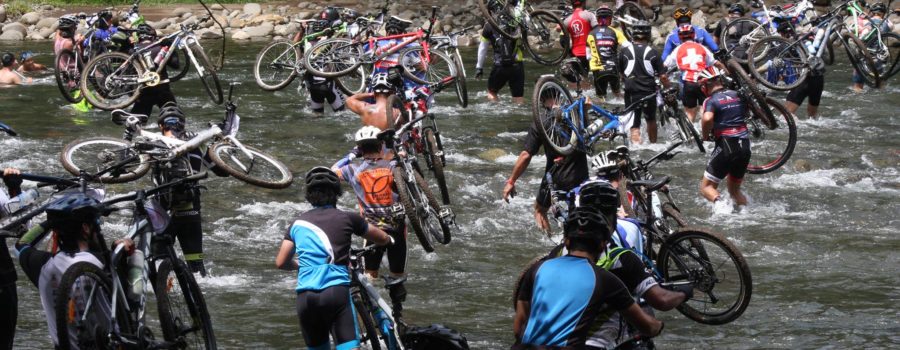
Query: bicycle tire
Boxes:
[
  {"xmin": 424, "ymin": 128, "xmax": 450, "ymax": 205},
  {"xmin": 394, "ymin": 166, "xmax": 435, "ymax": 253},
  {"xmin": 189, "ymin": 42, "xmax": 224, "ymax": 104},
  {"xmin": 841, "ymin": 32, "xmax": 881, "ymax": 88},
  {"xmin": 55, "ymin": 49, "xmax": 83, "ymax": 104},
  {"xmin": 386, "ymin": 94, "xmax": 409, "ymax": 130},
  {"xmin": 60, "ymin": 137, "xmax": 150, "ymax": 183},
  {"xmin": 721, "ymin": 18, "xmax": 769, "ymax": 64},
  {"xmin": 661, "ymin": 202, "xmax": 687, "ymax": 235},
  {"xmin": 523, "ymin": 10, "xmax": 570, "ymax": 66},
  {"xmin": 54, "ymin": 262, "xmax": 122, "ymax": 350},
  {"xmin": 477, "ymin": 0, "xmax": 522, "ymax": 39},
  {"xmin": 617, "ymin": 178, "xmax": 636, "ymax": 218},
  {"xmin": 303, "ymin": 38, "xmax": 364, "ymax": 78},
  {"xmin": 400, "ymin": 48, "xmax": 457, "ymax": 86},
  {"xmin": 531, "ymin": 75, "xmax": 576, "ymax": 156},
  {"xmin": 352, "ymin": 290, "xmax": 382, "ymax": 350},
  {"xmin": 169, "ymin": 47, "xmax": 190, "ymax": 82},
  {"xmin": 413, "ymin": 170, "xmax": 451, "ymax": 245},
  {"xmin": 79, "ymin": 51, "xmax": 143, "ymax": 111},
  {"xmin": 674, "ymin": 108, "xmax": 705, "ymax": 153},
  {"xmin": 726, "ymin": 59, "xmax": 777, "ymax": 130},
  {"xmin": 614, "ymin": 2, "xmax": 646, "ymax": 39},
  {"xmin": 879, "ymin": 32, "xmax": 900, "ymax": 80},
  {"xmin": 747, "ymin": 35, "xmax": 809, "ymax": 91},
  {"xmin": 253, "ymin": 39, "xmax": 301, "ymax": 91},
  {"xmin": 656, "ymin": 227, "xmax": 752, "ymax": 325},
  {"xmin": 155, "ymin": 258, "xmax": 217, "ymax": 350},
  {"xmin": 746, "ymin": 97, "xmax": 797, "ymax": 174},
  {"xmin": 206, "ymin": 142, "xmax": 293, "ymax": 189},
  {"xmin": 823, "ymin": 36, "xmax": 835, "ymax": 65},
  {"xmin": 452, "ymin": 56, "xmax": 469, "ymax": 108},
  {"xmin": 336, "ymin": 65, "xmax": 367, "ymax": 95}
]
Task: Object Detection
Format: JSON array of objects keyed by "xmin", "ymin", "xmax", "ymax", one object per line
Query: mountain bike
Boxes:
[
  {"xmin": 657, "ymin": 84, "xmax": 705, "ymax": 153},
  {"xmin": 721, "ymin": 0, "xmax": 818, "ymax": 64},
  {"xmin": 842, "ymin": 0, "xmax": 900, "ymax": 81},
  {"xmin": 59, "ymin": 84, "xmax": 294, "ymax": 189},
  {"xmin": 80, "ymin": 15, "xmax": 223, "ymax": 110},
  {"xmin": 747, "ymin": 0, "xmax": 880, "ymax": 90},
  {"xmin": 429, "ymin": 26, "xmax": 474, "ymax": 107},
  {"xmin": 477, "ymin": 0, "xmax": 570, "ymax": 65},
  {"xmin": 382, "ymin": 113, "xmax": 453, "ymax": 253}
]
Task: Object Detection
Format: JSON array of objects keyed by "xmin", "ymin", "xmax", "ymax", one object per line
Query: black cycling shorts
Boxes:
[
  {"xmin": 488, "ymin": 63, "xmax": 525, "ymax": 98},
  {"xmin": 593, "ymin": 72, "xmax": 621, "ymax": 96},
  {"xmin": 296, "ymin": 285, "xmax": 360, "ymax": 349},
  {"xmin": 0, "ymin": 283, "xmax": 15, "ymax": 350},
  {"xmin": 786, "ymin": 74, "xmax": 824, "ymax": 107},
  {"xmin": 130, "ymin": 85, "xmax": 176, "ymax": 117},
  {"xmin": 364, "ymin": 224, "xmax": 407, "ymax": 274},
  {"xmin": 705, "ymin": 137, "xmax": 751, "ymax": 184},
  {"xmin": 681, "ymin": 82, "xmax": 705, "ymax": 109},
  {"xmin": 625, "ymin": 90, "xmax": 657, "ymax": 129}
]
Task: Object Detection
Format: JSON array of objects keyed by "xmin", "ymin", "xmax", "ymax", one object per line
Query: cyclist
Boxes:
[
  {"xmin": 54, "ymin": 15, "xmax": 81, "ymax": 56},
  {"xmin": 86, "ymin": 10, "xmax": 118, "ymax": 48},
  {"xmin": 851, "ymin": 2, "xmax": 892, "ymax": 92},
  {"xmin": 618, "ymin": 21, "xmax": 667, "ymax": 144},
  {"xmin": 15, "ymin": 192, "xmax": 111, "ymax": 348},
  {"xmin": 0, "ymin": 168, "xmax": 23, "ymax": 350},
  {"xmin": 0, "ymin": 53, "xmax": 30, "ymax": 85},
  {"xmin": 586, "ymin": 5, "xmax": 630, "ymax": 101},
  {"xmin": 563, "ymin": 0, "xmax": 599, "ymax": 89},
  {"xmin": 697, "ymin": 66, "xmax": 750, "ymax": 212},
  {"xmin": 475, "ymin": 21, "xmax": 526, "ymax": 104},
  {"xmin": 130, "ymin": 24, "xmax": 180, "ymax": 117},
  {"xmin": 663, "ymin": 24, "xmax": 722, "ymax": 122},
  {"xmin": 513, "ymin": 207, "xmax": 663, "ymax": 349},
  {"xmin": 331, "ymin": 126, "xmax": 409, "ymax": 321},
  {"xmin": 347, "ymin": 72, "xmax": 404, "ymax": 130},
  {"xmin": 661, "ymin": 7, "xmax": 718, "ymax": 61},
  {"xmin": 785, "ymin": 25, "xmax": 827, "ymax": 119},
  {"xmin": 17, "ymin": 52, "xmax": 46, "ymax": 73},
  {"xmin": 275, "ymin": 167, "xmax": 393, "ymax": 350},
  {"xmin": 303, "ymin": 8, "xmax": 348, "ymax": 114}
]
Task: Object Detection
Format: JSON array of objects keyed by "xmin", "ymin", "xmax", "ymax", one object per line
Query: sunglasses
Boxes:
[{"xmin": 162, "ymin": 117, "xmax": 184, "ymax": 130}]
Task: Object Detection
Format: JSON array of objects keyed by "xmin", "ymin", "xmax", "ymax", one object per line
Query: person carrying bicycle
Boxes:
[
  {"xmin": 0, "ymin": 168, "xmax": 23, "ymax": 349},
  {"xmin": 663, "ymin": 24, "xmax": 723, "ymax": 122},
  {"xmin": 586, "ymin": 5, "xmax": 630, "ymax": 102},
  {"xmin": 512, "ymin": 207, "xmax": 663, "ymax": 349},
  {"xmin": 661, "ymin": 7, "xmax": 718, "ymax": 61},
  {"xmin": 475, "ymin": 21, "xmax": 526, "ymax": 104},
  {"xmin": 54, "ymin": 15, "xmax": 81, "ymax": 56},
  {"xmin": 130, "ymin": 24, "xmax": 180, "ymax": 117},
  {"xmin": 712, "ymin": 3, "xmax": 752, "ymax": 55},
  {"xmin": 347, "ymin": 72, "xmax": 405, "ymax": 130},
  {"xmin": 563, "ymin": 0, "xmax": 599, "ymax": 89},
  {"xmin": 617, "ymin": 21, "xmax": 668, "ymax": 144},
  {"xmin": 851, "ymin": 2, "xmax": 891, "ymax": 92},
  {"xmin": 331, "ymin": 126, "xmax": 409, "ymax": 321},
  {"xmin": 697, "ymin": 66, "xmax": 750, "ymax": 212},
  {"xmin": 304, "ymin": 7, "xmax": 349, "ymax": 114},
  {"xmin": 275, "ymin": 167, "xmax": 393, "ymax": 350}
]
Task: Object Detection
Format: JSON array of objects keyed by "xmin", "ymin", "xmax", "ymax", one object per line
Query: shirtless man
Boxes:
[
  {"xmin": 0, "ymin": 53, "xmax": 31, "ymax": 85},
  {"xmin": 346, "ymin": 72, "xmax": 403, "ymax": 130},
  {"xmin": 16, "ymin": 52, "xmax": 46, "ymax": 73}
]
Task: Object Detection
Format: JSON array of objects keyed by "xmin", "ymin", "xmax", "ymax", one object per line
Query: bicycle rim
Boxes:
[
  {"xmin": 478, "ymin": 0, "xmax": 522, "ymax": 39},
  {"xmin": 722, "ymin": 18, "xmax": 768, "ymax": 64},
  {"xmin": 424, "ymin": 128, "xmax": 450, "ymax": 205},
  {"xmin": 60, "ymin": 137, "xmax": 150, "ymax": 183},
  {"xmin": 452, "ymin": 56, "xmax": 469, "ymax": 108},
  {"xmin": 400, "ymin": 48, "xmax": 456, "ymax": 86},
  {"xmin": 748, "ymin": 35, "xmax": 808, "ymax": 91},
  {"xmin": 80, "ymin": 52, "xmax": 143, "ymax": 110},
  {"xmin": 55, "ymin": 262, "xmax": 117, "ymax": 350},
  {"xmin": 155, "ymin": 258, "xmax": 216, "ymax": 349},
  {"xmin": 337, "ymin": 65, "xmax": 367, "ymax": 95},
  {"xmin": 393, "ymin": 167, "xmax": 434, "ymax": 252},
  {"xmin": 303, "ymin": 38, "xmax": 363, "ymax": 78},
  {"xmin": 531, "ymin": 76, "xmax": 576, "ymax": 156},
  {"xmin": 880, "ymin": 32, "xmax": 900, "ymax": 79},
  {"xmin": 843, "ymin": 33, "xmax": 881, "ymax": 88},
  {"xmin": 207, "ymin": 143, "xmax": 293, "ymax": 189},
  {"xmin": 254, "ymin": 40, "xmax": 300, "ymax": 91},
  {"xmin": 675, "ymin": 109, "xmax": 705, "ymax": 153},
  {"xmin": 746, "ymin": 97, "xmax": 797, "ymax": 174},
  {"xmin": 189, "ymin": 43, "xmax": 224, "ymax": 104},
  {"xmin": 523, "ymin": 10, "xmax": 569, "ymax": 66}
]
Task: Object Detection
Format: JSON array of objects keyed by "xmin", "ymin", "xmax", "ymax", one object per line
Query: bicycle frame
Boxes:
[
  {"xmin": 350, "ymin": 254, "xmax": 403, "ymax": 350},
  {"xmin": 366, "ymin": 30, "xmax": 433, "ymax": 65}
]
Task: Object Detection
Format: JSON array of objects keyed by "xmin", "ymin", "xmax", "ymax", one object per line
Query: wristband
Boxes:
[{"xmin": 506, "ymin": 179, "xmax": 515, "ymax": 186}]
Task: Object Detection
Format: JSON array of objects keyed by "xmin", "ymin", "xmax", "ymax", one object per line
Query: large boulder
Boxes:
[
  {"xmin": 173, "ymin": 7, "xmax": 191, "ymax": 17},
  {"xmin": 2, "ymin": 22, "xmax": 27, "ymax": 36},
  {"xmin": 0, "ymin": 31, "xmax": 24, "ymax": 41},
  {"xmin": 250, "ymin": 14, "xmax": 286, "ymax": 26},
  {"xmin": 210, "ymin": 3, "xmax": 224, "ymax": 11},
  {"xmin": 229, "ymin": 18, "xmax": 245, "ymax": 28},
  {"xmin": 243, "ymin": 3, "xmax": 262, "ymax": 17},
  {"xmin": 0, "ymin": 6, "xmax": 7, "ymax": 23},
  {"xmin": 36, "ymin": 17, "xmax": 57, "ymax": 30},
  {"xmin": 27, "ymin": 32, "xmax": 46, "ymax": 40},
  {"xmin": 691, "ymin": 10, "xmax": 707, "ymax": 29},
  {"xmin": 231, "ymin": 29, "xmax": 250, "ymax": 40},
  {"xmin": 19, "ymin": 12, "xmax": 41, "ymax": 25},
  {"xmin": 38, "ymin": 27, "xmax": 55, "ymax": 38},
  {"xmin": 197, "ymin": 28, "xmax": 224, "ymax": 39},
  {"xmin": 243, "ymin": 24, "xmax": 273, "ymax": 38},
  {"xmin": 150, "ymin": 19, "xmax": 172, "ymax": 30}
]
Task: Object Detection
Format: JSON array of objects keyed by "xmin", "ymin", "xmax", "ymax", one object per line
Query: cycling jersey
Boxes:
[
  {"xmin": 525, "ymin": 122, "xmax": 589, "ymax": 206},
  {"xmin": 477, "ymin": 24, "xmax": 524, "ymax": 68},
  {"xmin": 702, "ymin": 89, "xmax": 748, "ymax": 139},
  {"xmin": 588, "ymin": 248, "xmax": 657, "ymax": 350},
  {"xmin": 660, "ymin": 25, "xmax": 718, "ymax": 61},
  {"xmin": 83, "ymin": 27, "xmax": 117, "ymax": 48},
  {"xmin": 516, "ymin": 255, "xmax": 634, "ymax": 348},
  {"xmin": 564, "ymin": 8, "xmax": 599, "ymax": 57},
  {"xmin": 586, "ymin": 26, "xmax": 629, "ymax": 74},
  {"xmin": 334, "ymin": 158, "xmax": 399, "ymax": 231},
  {"xmin": 663, "ymin": 41, "xmax": 716, "ymax": 83},
  {"xmin": 283, "ymin": 207, "xmax": 369, "ymax": 292},
  {"xmin": 619, "ymin": 43, "xmax": 663, "ymax": 93}
]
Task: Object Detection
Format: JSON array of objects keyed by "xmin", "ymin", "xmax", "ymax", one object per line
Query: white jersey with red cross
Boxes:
[{"xmin": 663, "ymin": 41, "xmax": 716, "ymax": 83}]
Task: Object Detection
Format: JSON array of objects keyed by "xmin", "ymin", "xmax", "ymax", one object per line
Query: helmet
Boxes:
[
  {"xmin": 698, "ymin": 66, "xmax": 726, "ymax": 95},
  {"xmin": 591, "ymin": 150, "xmax": 620, "ymax": 178},
  {"xmin": 320, "ymin": 6, "xmax": 341, "ymax": 23},
  {"xmin": 571, "ymin": 0, "xmax": 584, "ymax": 7},
  {"xmin": 96, "ymin": 9, "xmax": 114, "ymax": 29},
  {"xmin": 673, "ymin": 6, "xmax": 693, "ymax": 23},
  {"xmin": 310, "ymin": 19, "xmax": 330, "ymax": 33},
  {"xmin": 305, "ymin": 166, "xmax": 342, "ymax": 193},
  {"xmin": 136, "ymin": 23, "xmax": 156, "ymax": 41},
  {"xmin": 370, "ymin": 72, "xmax": 393, "ymax": 94},
  {"xmin": 58, "ymin": 15, "xmax": 78, "ymax": 30},
  {"xmin": 157, "ymin": 103, "xmax": 186, "ymax": 132},
  {"xmin": 342, "ymin": 8, "xmax": 359, "ymax": 22},
  {"xmin": 46, "ymin": 193, "xmax": 102, "ymax": 229},
  {"xmin": 631, "ymin": 20, "xmax": 652, "ymax": 40},
  {"xmin": 595, "ymin": 5, "xmax": 614, "ymax": 18},
  {"xmin": 728, "ymin": 3, "xmax": 746, "ymax": 15},
  {"xmin": 870, "ymin": 2, "xmax": 887, "ymax": 14},
  {"xmin": 385, "ymin": 16, "xmax": 412, "ymax": 35},
  {"xmin": 559, "ymin": 58, "xmax": 582, "ymax": 83},
  {"xmin": 563, "ymin": 207, "xmax": 612, "ymax": 242},
  {"xmin": 677, "ymin": 24, "xmax": 695, "ymax": 41},
  {"xmin": 354, "ymin": 126, "xmax": 381, "ymax": 144},
  {"xmin": 575, "ymin": 180, "xmax": 620, "ymax": 214}
]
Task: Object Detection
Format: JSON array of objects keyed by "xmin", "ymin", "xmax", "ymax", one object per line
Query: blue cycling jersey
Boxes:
[
  {"xmin": 283, "ymin": 207, "xmax": 369, "ymax": 292},
  {"xmin": 661, "ymin": 25, "xmax": 718, "ymax": 61}
]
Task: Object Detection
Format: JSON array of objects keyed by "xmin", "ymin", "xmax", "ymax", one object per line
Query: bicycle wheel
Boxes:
[
  {"xmin": 523, "ymin": 10, "xmax": 570, "ymax": 66},
  {"xmin": 477, "ymin": 0, "xmax": 523, "ymax": 39},
  {"xmin": 54, "ymin": 262, "xmax": 119, "ymax": 350},
  {"xmin": 423, "ymin": 128, "xmax": 450, "ymax": 205},
  {"xmin": 206, "ymin": 142, "xmax": 293, "ymax": 189},
  {"xmin": 726, "ymin": 59, "xmax": 777, "ymax": 130},
  {"xmin": 60, "ymin": 137, "xmax": 150, "ymax": 183},
  {"xmin": 303, "ymin": 38, "xmax": 364, "ymax": 78},
  {"xmin": 399, "ymin": 48, "xmax": 456, "ymax": 86},
  {"xmin": 656, "ymin": 228, "xmax": 752, "ymax": 325},
  {"xmin": 253, "ymin": 39, "xmax": 301, "ymax": 91},
  {"xmin": 674, "ymin": 108, "xmax": 705, "ymax": 153},
  {"xmin": 155, "ymin": 258, "xmax": 217, "ymax": 349},
  {"xmin": 55, "ymin": 49, "xmax": 83, "ymax": 103},
  {"xmin": 452, "ymin": 56, "xmax": 469, "ymax": 107},
  {"xmin": 386, "ymin": 94, "xmax": 409, "ymax": 130},
  {"xmin": 747, "ymin": 35, "xmax": 809, "ymax": 91},
  {"xmin": 188, "ymin": 42, "xmax": 224, "ymax": 104},
  {"xmin": 721, "ymin": 18, "xmax": 769, "ymax": 64},
  {"xmin": 531, "ymin": 75, "xmax": 576, "ymax": 156},
  {"xmin": 661, "ymin": 202, "xmax": 688, "ymax": 233},
  {"xmin": 352, "ymin": 289, "xmax": 382, "ymax": 350},
  {"xmin": 841, "ymin": 32, "xmax": 881, "ymax": 88},
  {"xmin": 413, "ymin": 170, "xmax": 451, "ymax": 245},
  {"xmin": 337, "ymin": 65, "xmax": 367, "ymax": 95},
  {"xmin": 746, "ymin": 97, "xmax": 797, "ymax": 174},
  {"xmin": 879, "ymin": 32, "xmax": 900, "ymax": 80},
  {"xmin": 80, "ymin": 51, "xmax": 143, "ymax": 110},
  {"xmin": 169, "ymin": 47, "xmax": 190, "ymax": 82},
  {"xmin": 394, "ymin": 167, "xmax": 434, "ymax": 252}
]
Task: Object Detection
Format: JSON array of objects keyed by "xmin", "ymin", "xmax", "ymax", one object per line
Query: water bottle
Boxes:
[
  {"xmin": 142, "ymin": 51, "xmax": 155, "ymax": 70},
  {"xmin": 585, "ymin": 118, "xmax": 606, "ymax": 136},
  {"xmin": 650, "ymin": 192, "xmax": 663, "ymax": 219},
  {"xmin": 127, "ymin": 249, "xmax": 146, "ymax": 300},
  {"xmin": 3, "ymin": 189, "xmax": 39, "ymax": 215},
  {"xmin": 153, "ymin": 46, "xmax": 169, "ymax": 66}
]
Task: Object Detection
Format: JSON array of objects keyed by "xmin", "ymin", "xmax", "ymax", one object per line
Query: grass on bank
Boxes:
[{"xmin": 2, "ymin": 0, "xmax": 272, "ymax": 17}]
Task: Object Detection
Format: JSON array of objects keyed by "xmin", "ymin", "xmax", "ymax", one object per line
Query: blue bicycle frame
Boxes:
[{"xmin": 555, "ymin": 94, "xmax": 654, "ymax": 153}]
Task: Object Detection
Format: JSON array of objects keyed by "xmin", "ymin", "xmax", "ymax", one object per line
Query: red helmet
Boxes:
[
  {"xmin": 677, "ymin": 24, "xmax": 695, "ymax": 42},
  {"xmin": 698, "ymin": 66, "xmax": 726, "ymax": 96}
]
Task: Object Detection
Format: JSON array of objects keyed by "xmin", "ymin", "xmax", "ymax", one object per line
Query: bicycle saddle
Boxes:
[
  {"xmin": 111, "ymin": 109, "xmax": 149, "ymax": 126},
  {"xmin": 629, "ymin": 176, "xmax": 671, "ymax": 193}
]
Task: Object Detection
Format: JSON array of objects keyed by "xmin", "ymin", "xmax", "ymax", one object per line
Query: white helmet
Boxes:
[
  {"xmin": 370, "ymin": 72, "xmax": 392, "ymax": 94},
  {"xmin": 591, "ymin": 150, "xmax": 620, "ymax": 177},
  {"xmin": 354, "ymin": 126, "xmax": 381, "ymax": 143}
]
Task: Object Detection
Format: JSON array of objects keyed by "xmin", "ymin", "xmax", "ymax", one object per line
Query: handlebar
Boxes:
[
  {"xmin": 19, "ymin": 174, "xmax": 79, "ymax": 188},
  {"xmin": 99, "ymin": 171, "xmax": 207, "ymax": 210},
  {"xmin": 350, "ymin": 245, "xmax": 378, "ymax": 258},
  {"xmin": 638, "ymin": 141, "xmax": 683, "ymax": 170}
]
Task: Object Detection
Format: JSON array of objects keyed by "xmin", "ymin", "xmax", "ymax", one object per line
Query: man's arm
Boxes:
[
  {"xmin": 643, "ymin": 285, "xmax": 689, "ymax": 311},
  {"xmin": 346, "ymin": 92, "xmax": 374, "ymax": 117},
  {"xmin": 701, "ymin": 110, "xmax": 715, "ymax": 141},
  {"xmin": 513, "ymin": 300, "xmax": 530, "ymax": 340},
  {"xmin": 661, "ymin": 35, "xmax": 676, "ymax": 61},
  {"xmin": 504, "ymin": 151, "xmax": 533, "ymax": 202},
  {"xmin": 362, "ymin": 223, "xmax": 392, "ymax": 246},
  {"xmin": 621, "ymin": 303, "xmax": 664, "ymax": 337},
  {"xmin": 699, "ymin": 28, "xmax": 719, "ymax": 51},
  {"xmin": 274, "ymin": 239, "xmax": 298, "ymax": 271},
  {"xmin": 476, "ymin": 39, "xmax": 489, "ymax": 70}
]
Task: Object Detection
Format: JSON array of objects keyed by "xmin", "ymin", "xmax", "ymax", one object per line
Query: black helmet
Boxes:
[
  {"xmin": 673, "ymin": 6, "xmax": 693, "ymax": 23},
  {"xmin": 157, "ymin": 102, "xmax": 185, "ymax": 131},
  {"xmin": 595, "ymin": 5, "xmax": 614, "ymax": 18},
  {"xmin": 870, "ymin": 2, "xmax": 887, "ymax": 14},
  {"xmin": 575, "ymin": 180, "xmax": 619, "ymax": 214},
  {"xmin": 46, "ymin": 193, "xmax": 102, "ymax": 229},
  {"xmin": 305, "ymin": 166, "xmax": 342, "ymax": 194},
  {"xmin": 319, "ymin": 7, "xmax": 341, "ymax": 23},
  {"xmin": 58, "ymin": 15, "xmax": 78, "ymax": 30},
  {"xmin": 1, "ymin": 53, "xmax": 13, "ymax": 68},
  {"xmin": 137, "ymin": 23, "xmax": 156, "ymax": 40},
  {"xmin": 342, "ymin": 8, "xmax": 359, "ymax": 22},
  {"xmin": 728, "ymin": 3, "xmax": 746, "ymax": 15},
  {"xmin": 96, "ymin": 9, "xmax": 114, "ymax": 29},
  {"xmin": 386, "ymin": 16, "xmax": 412, "ymax": 35},
  {"xmin": 310, "ymin": 19, "xmax": 331, "ymax": 33},
  {"xmin": 564, "ymin": 207, "xmax": 612, "ymax": 242},
  {"xmin": 631, "ymin": 20, "xmax": 652, "ymax": 39}
]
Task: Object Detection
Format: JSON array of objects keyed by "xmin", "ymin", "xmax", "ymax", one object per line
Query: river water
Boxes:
[{"xmin": 1, "ymin": 40, "xmax": 898, "ymax": 349}]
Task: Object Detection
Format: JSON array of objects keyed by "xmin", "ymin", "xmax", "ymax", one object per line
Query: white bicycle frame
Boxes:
[{"xmin": 119, "ymin": 112, "xmax": 256, "ymax": 166}]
